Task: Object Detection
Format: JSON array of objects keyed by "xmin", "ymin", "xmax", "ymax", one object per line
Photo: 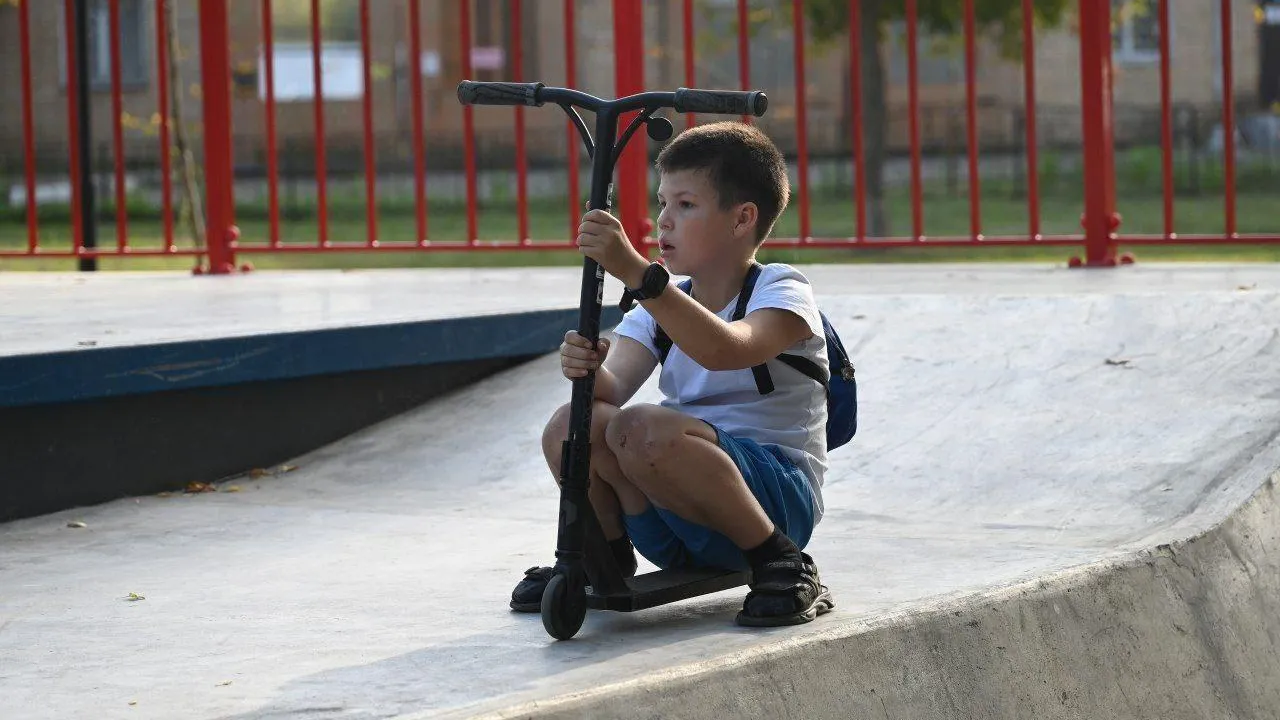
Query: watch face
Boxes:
[{"xmin": 646, "ymin": 264, "xmax": 669, "ymax": 294}]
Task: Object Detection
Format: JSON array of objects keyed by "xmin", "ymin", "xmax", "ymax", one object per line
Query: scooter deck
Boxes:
[{"xmin": 586, "ymin": 567, "xmax": 752, "ymax": 612}]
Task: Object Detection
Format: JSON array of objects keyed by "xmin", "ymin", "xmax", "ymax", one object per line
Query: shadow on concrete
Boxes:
[{"xmin": 213, "ymin": 594, "xmax": 752, "ymax": 720}]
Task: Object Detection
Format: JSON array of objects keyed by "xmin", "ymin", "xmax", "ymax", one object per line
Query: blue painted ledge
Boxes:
[{"xmin": 0, "ymin": 307, "xmax": 621, "ymax": 409}]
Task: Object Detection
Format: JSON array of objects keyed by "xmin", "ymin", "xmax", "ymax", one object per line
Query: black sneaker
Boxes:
[
  {"xmin": 510, "ymin": 566, "xmax": 555, "ymax": 612},
  {"xmin": 509, "ymin": 547, "xmax": 639, "ymax": 613},
  {"xmin": 735, "ymin": 552, "xmax": 834, "ymax": 627}
]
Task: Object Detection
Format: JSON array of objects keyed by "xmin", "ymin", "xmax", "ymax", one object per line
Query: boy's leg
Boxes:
[
  {"xmin": 605, "ymin": 403, "xmax": 832, "ymax": 626},
  {"xmin": 511, "ymin": 399, "xmax": 658, "ymax": 612},
  {"xmin": 605, "ymin": 404, "xmax": 773, "ymax": 548},
  {"xmin": 540, "ymin": 400, "xmax": 649, "ymax": 541},
  {"xmin": 541, "ymin": 400, "xmax": 696, "ymax": 571}
]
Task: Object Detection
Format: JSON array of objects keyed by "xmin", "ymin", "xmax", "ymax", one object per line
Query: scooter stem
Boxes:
[{"xmin": 555, "ymin": 107, "xmax": 629, "ymax": 596}]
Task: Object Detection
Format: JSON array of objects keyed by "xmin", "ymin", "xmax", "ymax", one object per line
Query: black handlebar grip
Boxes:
[
  {"xmin": 673, "ymin": 88, "xmax": 768, "ymax": 117},
  {"xmin": 457, "ymin": 81, "xmax": 544, "ymax": 107}
]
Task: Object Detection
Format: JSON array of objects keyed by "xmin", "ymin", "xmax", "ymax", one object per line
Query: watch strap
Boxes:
[{"xmin": 618, "ymin": 263, "xmax": 667, "ymax": 311}]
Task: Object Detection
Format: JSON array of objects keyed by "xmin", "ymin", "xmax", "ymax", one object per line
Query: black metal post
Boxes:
[{"xmin": 74, "ymin": 0, "xmax": 97, "ymax": 271}]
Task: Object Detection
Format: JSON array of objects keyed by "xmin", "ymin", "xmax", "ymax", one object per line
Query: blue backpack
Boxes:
[{"xmin": 653, "ymin": 263, "xmax": 858, "ymax": 451}]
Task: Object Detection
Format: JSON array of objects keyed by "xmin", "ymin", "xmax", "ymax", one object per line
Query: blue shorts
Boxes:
[{"xmin": 621, "ymin": 423, "xmax": 817, "ymax": 572}]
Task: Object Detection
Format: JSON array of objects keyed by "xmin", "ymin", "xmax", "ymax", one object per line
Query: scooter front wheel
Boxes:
[{"xmin": 541, "ymin": 571, "xmax": 587, "ymax": 640}]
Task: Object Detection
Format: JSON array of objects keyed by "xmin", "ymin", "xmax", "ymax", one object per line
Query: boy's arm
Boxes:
[
  {"xmin": 572, "ymin": 209, "xmax": 811, "ymax": 372},
  {"xmin": 638, "ymin": 289, "xmax": 812, "ymax": 372},
  {"xmin": 595, "ymin": 335, "xmax": 658, "ymax": 406}
]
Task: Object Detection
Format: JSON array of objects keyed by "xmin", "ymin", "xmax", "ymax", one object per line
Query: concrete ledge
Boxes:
[
  {"xmin": 0, "ymin": 356, "xmax": 534, "ymax": 522},
  {"xmin": 473, "ymin": 471, "xmax": 1280, "ymax": 720},
  {"xmin": 0, "ymin": 308, "xmax": 615, "ymax": 409},
  {"xmin": 0, "ymin": 306, "xmax": 623, "ymax": 521},
  {"xmin": 0, "ymin": 271, "xmax": 622, "ymax": 519}
]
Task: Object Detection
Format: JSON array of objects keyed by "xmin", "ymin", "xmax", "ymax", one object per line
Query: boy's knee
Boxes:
[
  {"xmin": 606, "ymin": 405, "xmax": 677, "ymax": 467},
  {"xmin": 541, "ymin": 403, "xmax": 571, "ymax": 454},
  {"xmin": 542, "ymin": 400, "xmax": 617, "ymax": 454}
]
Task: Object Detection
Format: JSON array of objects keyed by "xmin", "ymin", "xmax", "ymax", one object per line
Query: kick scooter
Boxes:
[{"xmin": 458, "ymin": 80, "xmax": 769, "ymax": 640}]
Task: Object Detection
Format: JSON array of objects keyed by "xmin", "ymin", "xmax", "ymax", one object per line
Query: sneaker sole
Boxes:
[
  {"xmin": 509, "ymin": 599, "xmax": 542, "ymax": 613},
  {"xmin": 734, "ymin": 588, "xmax": 834, "ymax": 628}
]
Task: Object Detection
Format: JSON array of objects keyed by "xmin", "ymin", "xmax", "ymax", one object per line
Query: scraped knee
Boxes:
[{"xmin": 606, "ymin": 404, "xmax": 678, "ymax": 469}]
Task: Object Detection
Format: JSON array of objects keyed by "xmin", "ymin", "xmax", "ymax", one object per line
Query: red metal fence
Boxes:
[
  {"xmin": 11, "ymin": 0, "xmax": 193, "ymax": 264},
  {"xmin": 3, "ymin": 0, "xmax": 1279, "ymax": 272}
]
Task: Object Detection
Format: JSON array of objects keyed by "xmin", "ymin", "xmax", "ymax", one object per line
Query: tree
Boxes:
[
  {"xmin": 791, "ymin": 0, "xmax": 1073, "ymax": 237},
  {"xmin": 163, "ymin": 0, "xmax": 205, "ymax": 248},
  {"xmin": 271, "ymin": 0, "xmax": 361, "ymax": 42}
]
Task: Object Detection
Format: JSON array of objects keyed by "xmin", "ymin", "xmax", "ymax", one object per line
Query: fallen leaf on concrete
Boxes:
[
  {"xmin": 184, "ymin": 481, "xmax": 217, "ymax": 494},
  {"xmin": 217, "ymin": 680, "xmax": 233, "ymax": 687},
  {"xmin": 224, "ymin": 485, "xmax": 242, "ymax": 493},
  {"xmin": 853, "ymin": 314, "xmax": 867, "ymax": 320},
  {"xmin": 67, "ymin": 521, "xmax": 87, "ymax": 529},
  {"xmin": 249, "ymin": 465, "xmax": 298, "ymax": 480},
  {"xmin": 125, "ymin": 592, "xmax": 145, "ymax": 601},
  {"xmin": 1104, "ymin": 358, "xmax": 1132, "ymax": 367},
  {"xmin": 129, "ymin": 701, "xmax": 137, "ymax": 706},
  {"xmin": 1237, "ymin": 283, "xmax": 1257, "ymax": 291}
]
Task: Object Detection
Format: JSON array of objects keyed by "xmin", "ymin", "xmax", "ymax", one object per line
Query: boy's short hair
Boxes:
[{"xmin": 654, "ymin": 121, "xmax": 790, "ymax": 246}]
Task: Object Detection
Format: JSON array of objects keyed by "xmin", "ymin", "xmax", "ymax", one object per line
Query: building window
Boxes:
[
  {"xmin": 59, "ymin": 0, "xmax": 149, "ymax": 90},
  {"xmin": 469, "ymin": 0, "xmax": 538, "ymax": 83},
  {"xmin": 1112, "ymin": 0, "xmax": 1162, "ymax": 64}
]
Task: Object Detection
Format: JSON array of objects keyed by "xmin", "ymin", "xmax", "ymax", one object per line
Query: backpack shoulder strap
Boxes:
[
  {"xmin": 653, "ymin": 278, "xmax": 693, "ymax": 364},
  {"xmin": 778, "ymin": 354, "xmax": 829, "ymax": 391},
  {"xmin": 654, "ymin": 268, "xmax": 775, "ymax": 396},
  {"xmin": 736, "ymin": 263, "xmax": 774, "ymax": 394},
  {"xmin": 732, "ymin": 262, "xmax": 764, "ymax": 321}
]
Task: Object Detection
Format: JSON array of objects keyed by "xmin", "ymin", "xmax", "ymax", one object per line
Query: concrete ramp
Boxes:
[
  {"xmin": 1, "ymin": 264, "xmax": 1278, "ymax": 719},
  {"xmin": 484, "ymin": 474, "xmax": 1280, "ymax": 720}
]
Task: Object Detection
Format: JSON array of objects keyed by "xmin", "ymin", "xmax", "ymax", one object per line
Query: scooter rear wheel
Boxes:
[{"xmin": 541, "ymin": 571, "xmax": 587, "ymax": 640}]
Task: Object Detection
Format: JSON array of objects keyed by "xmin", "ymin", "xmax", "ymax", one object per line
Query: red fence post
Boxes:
[
  {"xmin": 613, "ymin": 0, "xmax": 650, "ymax": 254},
  {"xmin": 197, "ymin": 0, "xmax": 237, "ymax": 273},
  {"xmin": 1073, "ymin": 0, "xmax": 1121, "ymax": 267}
]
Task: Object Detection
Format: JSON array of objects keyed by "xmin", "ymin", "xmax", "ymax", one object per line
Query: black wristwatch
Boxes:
[{"xmin": 619, "ymin": 262, "xmax": 670, "ymax": 311}]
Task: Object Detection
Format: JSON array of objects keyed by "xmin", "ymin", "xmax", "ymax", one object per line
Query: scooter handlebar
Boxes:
[
  {"xmin": 673, "ymin": 88, "xmax": 768, "ymax": 117},
  {"xmin": 457, "ymin": 81, "xmax": 769, "ymax": 119},
  {"xmin": 457, "ymin": 80, "xmax": 545, "ymax": 107}
]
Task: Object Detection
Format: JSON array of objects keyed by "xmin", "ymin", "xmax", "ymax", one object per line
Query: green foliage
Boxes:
[
  {"xmin": 1, "ymin": 193, "xmax": 158, "ymax": 224},
  {"xmin": 269, "ymin": 0, "xmax": 360, "ymax": 42},
  {"xmin": 794, "ymin": 0, "xmax": 1072, "ymax": 55},
  {"xmin": 1118, "ymin": 146, "xmax": 1162, "ymax": 193}
]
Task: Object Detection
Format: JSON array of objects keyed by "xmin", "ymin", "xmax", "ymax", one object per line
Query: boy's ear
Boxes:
[{"xmin": 733, "ymin": 202, "xmax": 759, "ymax": 240}]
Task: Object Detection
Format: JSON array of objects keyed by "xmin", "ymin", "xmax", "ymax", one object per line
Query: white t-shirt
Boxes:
[{"xmin": 613, "ymin": 263, "xmax": 829, "ymax": 522}]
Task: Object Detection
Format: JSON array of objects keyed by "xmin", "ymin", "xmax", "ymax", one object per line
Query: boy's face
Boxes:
[{"xmin": 654, "ymin": 169, "xmax": 754, "ymax": 277}]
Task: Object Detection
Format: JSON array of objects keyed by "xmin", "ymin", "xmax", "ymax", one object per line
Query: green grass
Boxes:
[{"xmin": 3, "ymin": 184, "xmax": 1279, "ymax": 272}]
